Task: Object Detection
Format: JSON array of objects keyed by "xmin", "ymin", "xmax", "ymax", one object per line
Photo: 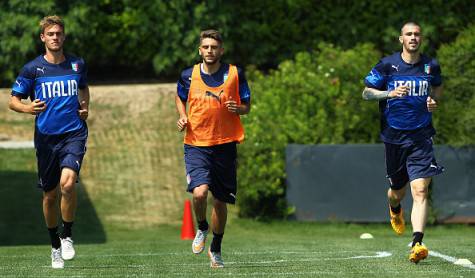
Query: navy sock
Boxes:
[
  {"xmin": 412, "ymin": 232, "xmax": 424, "ymax": 247},
  {"xmin": 48, "ymin": 227, "xmax": 61, "ymax": 249},
  {"xmin": 198, "ymin": 220, "xmax": 209, "ymax": 231},
  {"xmin": 61, "ymin": 221, "xmax": 74, "ymax": 238},
  {"xmin": 210, "ymin": 232, "xmax": 223, "ymax": 253},
  {"xmin": 390, "ymin": 204, "xmax": 401, "ymax": 214}
]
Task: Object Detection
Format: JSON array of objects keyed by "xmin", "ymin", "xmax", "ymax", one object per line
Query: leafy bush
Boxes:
[
  {"xmin": 237, "ymin": 43, "xmax": 381, "ymax": 218},
  {"xmin": 434, "ymin": 24, "xmax": 475, "ymax": 146}
]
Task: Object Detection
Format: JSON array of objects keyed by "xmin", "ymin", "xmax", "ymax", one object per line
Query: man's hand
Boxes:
[
  {"xmin": 388, "ymin": 85, "xmax": 409, "ymax": 98},
  {"xmin": 78, "ymin": 100, "xmax": 89, "ymax": 120},
  {"xmin": 225, "ymin": 96, "xmax": 239, "ymax": 114},
  {"xmin": 177, "ymin": 116, "xmax": 188, "ymax": 132},
  {"xmin": 28, "ymin": 99, "xmax": 47, "ymax": 115},
  {"xmin": 427, "ymin": 96, "xmax": 438, "ymax": 112}
]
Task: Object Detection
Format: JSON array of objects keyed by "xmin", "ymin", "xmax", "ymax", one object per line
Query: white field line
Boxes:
[
  {"xmin": 0, "ymin": 141, "xmax": 34, "ymax": 149},
  {"xmin": 430, "ymin": 250, "xmax": 475, "ymax": 270},
  {"xmin": 0, "ymin": 250, "xmax": 387, "ymax": 259},
  {"xmin": 31, "ymin": 251, "xmax": 393, "ymax": 269},
  {"xmin": 347, "ymin": 251, "xmax": 392, "ymax": 259}
]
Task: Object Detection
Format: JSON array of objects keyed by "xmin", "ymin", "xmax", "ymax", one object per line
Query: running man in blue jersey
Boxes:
[
  {"xmin": 9, "ymin": 15, "xmax": 89, "ymax": 269},
  {"xmin": 362, "ymin": 22, "xmax": 443, "ymax": 264}
]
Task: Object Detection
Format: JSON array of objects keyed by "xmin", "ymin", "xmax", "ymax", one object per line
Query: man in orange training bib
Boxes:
[{"xmin": 175, "ymin": 29, "xmax": 251, "ymax": 268}]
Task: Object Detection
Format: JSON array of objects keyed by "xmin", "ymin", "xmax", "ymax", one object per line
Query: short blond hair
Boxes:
[{"xmin": 40, "ymin": 15, "xmax": 64, "ymax": 34}]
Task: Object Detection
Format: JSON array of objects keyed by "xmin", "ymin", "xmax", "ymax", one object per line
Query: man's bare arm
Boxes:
[
  {"xmin": 237, "ymin": 100, "xmax": 251, "ymax": 115},
  {"xmin": 175, "ymin": 95, "xmax": 188, "ymax": 131},
  {"xmin": 362, "ymin": 87, "xmax": 390, "ymax": 100},
  {"xmin": 362, "ymin": 86, "xmax": 409, "ymax": 101},
  {"xmin": 78, "ymin": 86, "xmax": 90, "ymax": 120},
  {"xmin": 9, "ymin": 95, "xmax": 46, "ymax": 115}
]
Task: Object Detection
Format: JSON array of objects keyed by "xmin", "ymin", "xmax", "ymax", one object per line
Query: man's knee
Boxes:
[
  {"xmin": 60, "ymin": 168, "xmax": 77, "ymax": 197},
  {"xmin": 412, "ymin": 186, "xmax": 428, "ymax": 202},
  {"xmin": 411, "ymin": 178, "xmax": 430, "ymax": 203},
  {"xmin": 193, "ymin": 185, "xmax": 209, "ymax": 202}
]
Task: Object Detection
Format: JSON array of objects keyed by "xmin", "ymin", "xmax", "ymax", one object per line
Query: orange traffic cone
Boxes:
[{"xmin": 181, "ymin": 199, "xmax": 196, "ymax": 240}]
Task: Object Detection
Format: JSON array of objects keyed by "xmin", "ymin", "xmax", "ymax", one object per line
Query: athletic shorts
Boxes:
[
  {"xmin": 384, "ymin": 138, "xmax": 444, "ymax": 190},
  {"xmin": 34, "ymin": 125, "xmax": 88, "ymax": 192},
  {"xmin": 184, "ymin": 142, "xmax": 237, "ymax": 204}
]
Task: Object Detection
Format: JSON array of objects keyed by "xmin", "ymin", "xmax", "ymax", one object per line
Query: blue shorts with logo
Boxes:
[
  {"xmin": 384, "ymin": 138, "xmax": 444, "ymax": 190},
  {"xmin": 184, "ymin": 142, "xmax": 237, "ymax": 204},
  {"xmin": 34, "ymin": 124, "xmax": 88, "ymax": 192}
]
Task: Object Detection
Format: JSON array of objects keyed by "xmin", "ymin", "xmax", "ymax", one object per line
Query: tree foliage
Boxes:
[{"xmin": 1, "ymin": 0, "xmax": 474, "ymax": 86}]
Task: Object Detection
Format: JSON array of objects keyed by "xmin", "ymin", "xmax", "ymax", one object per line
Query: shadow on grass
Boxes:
[{"xmin": 0, "ymin": 170, "xmax": 106, "ymax": 246}]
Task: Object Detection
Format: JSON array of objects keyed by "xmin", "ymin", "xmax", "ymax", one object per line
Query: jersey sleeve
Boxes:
[
  {"xmin": 237, "ymin": 67, "xmax": 251, "ymax": 103},
  {"xmin": 11, "ymin": 65, "xmax": 35, "ymax": 100},
  {"xmin": 79, "ymin": 58, "xmax": 88, "ymax": 89},
  {"xmin": 364, "ymin": 60, "xmax": 387, "ymax": 90},
  {"xmin": 177, "ymin": 68, "xmax": 192, "ymax": 102},
  {"xmin": 430, "ymin": 59, "xmax": 442, "ymax": 87}
]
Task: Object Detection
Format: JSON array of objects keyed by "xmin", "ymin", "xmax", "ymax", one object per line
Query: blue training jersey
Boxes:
[
  {"xmin": 11, "ymin": 54, "xmax": 88, "ymax": 135},
  {"xmin": 364, "ymin": 52, "xmax": 442, "ymax": 144},
  {"xmin": 177, "ymin": 63, "xmax": 251, "ymax": 103}
]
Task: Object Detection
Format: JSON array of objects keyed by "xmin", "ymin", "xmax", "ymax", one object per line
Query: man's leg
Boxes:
[
  {"xmin": 387, "ymin": 183, "xmax": 408, "ymax": 235},
  {"xmin": 388, "ymin": 185, "xmax": 407, "ymax": 208},
  {"xmin": 192, "ymin": 184, "xmax": 209, "ymax": 254},
  {"xmin": 193, "ymin": 184, "xmax": 209, "ymax": 224},
  {"xmin": 385, "ymin": 142, "xmax": 410, "ymax": 235},
  {"xmin": 211, "ymin": 198, "xmax": 227, "ymax": 236},
  {"xmin": 208, "ymin": 198, "xmax": 226, "ymax": 268},
  {"xmin": 43, "ymin": 186, "xmax": 64, "ymax": 268},
  {"xmin": 408, "ymin": 177, "xmax": 431, "ymax": 263},
  {"xmin": 60, "ymin": 167, "xmax": 77, "ymax": 225},
  {"xmin": 410, "ymin": 177, "xmax": 431, "ymax": 244},
  {"xmin": 59, "ymin": 167, "xmax": 78, "ymax": 260},
  {"xmin": 43, "ymin": 187, "xmax": 60, "ymax": 247}
]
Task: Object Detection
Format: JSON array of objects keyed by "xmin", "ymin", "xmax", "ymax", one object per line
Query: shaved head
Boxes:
[{"xmin": 401, "ymin": 22, "xmax": 421, "ymax": 35}]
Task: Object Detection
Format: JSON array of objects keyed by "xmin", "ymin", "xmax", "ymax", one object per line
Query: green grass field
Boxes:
[
  {"xmin": 0, "ymin": 218, "xmax": 474, "ymax": 277},
  {"xmin": 1, "ymin": 86, "xmax": 474, "ymax": 277}
]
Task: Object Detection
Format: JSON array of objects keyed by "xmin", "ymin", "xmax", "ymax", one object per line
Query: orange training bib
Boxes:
[{"xmin": 184, "ymin": 64, "xmax": 244, "ymax": 146}]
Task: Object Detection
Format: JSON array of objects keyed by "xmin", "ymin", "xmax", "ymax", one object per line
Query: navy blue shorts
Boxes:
[
  {"xmin": 384, "ymin": 138, "xmax": 444, "ymax": 190},
  {"xmin": 34, "ymin": 125, "xmax": 88, "ymax": 192},
  {"xmin": 184, "ymin": 142, "xmax": 237, "ymax": 204}
]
